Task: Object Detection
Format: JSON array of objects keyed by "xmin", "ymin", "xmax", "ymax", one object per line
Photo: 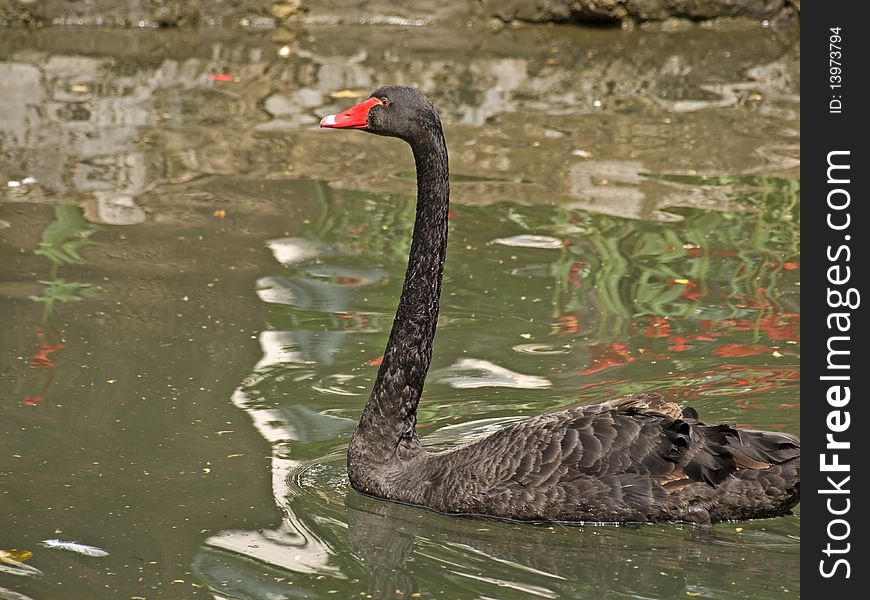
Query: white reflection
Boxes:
[
  {"xmin": 204, "ymin": 329, "xmax": 355, "ymax": 578},
  {"xmin": 267, "ymin": 237, "xmax": 329, "ymax": 265},
  {"xmin": 0, "ymin": 585, "xmax": 36, "ymax": 600},
  {"xmin": 436, "ymin": 358, "xmax": 552, "ymax": 389},
  {"xmin": 512, "ymin": 343, "xmax": 570, "ymax": 355},
  {"xmin": 491, "ymin": 235, "xmax": 564, "ymax": 249},
  {"xmin": 565, "ymin": 160, "xmax": 747, "ymax": 221}
]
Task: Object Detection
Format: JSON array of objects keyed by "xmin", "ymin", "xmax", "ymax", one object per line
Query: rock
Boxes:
[
  {"xmin": 271, "ymin": 1, "xmax": 302, "ymax": 20},
  {"xmin": 482, "ymin": 0, "xmax": 793, "ymax": 24},
  {"xmin": 90, "ymin": 192, "xmax": 147, "ymax": 225}
]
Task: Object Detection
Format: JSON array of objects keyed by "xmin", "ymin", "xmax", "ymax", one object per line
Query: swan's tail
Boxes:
[
  {"xmin": 614, "ymin": 394, "xmax": 801, "ymax": 513},
  {"xmin": 663, "ymin": 405, "xmax": 800, "ymax": 523},
  {"xmin": 728, "ymin": 428, "xmax": 801, "ymax": 470},
  {"xmin": 705, "ymin": 427, "xmax": 800, "ymax": 522}
]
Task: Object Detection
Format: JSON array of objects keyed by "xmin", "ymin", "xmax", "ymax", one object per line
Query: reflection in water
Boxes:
[
  {"xmin": 197, "ymin": 211, "xmax": 362, "ymax": 594},
  {"xmin": 1, "ymin": 27, "xmax": 798, "ymax": 220},
  {"xmin": 564, "ymin": 159, "xmax": 754, "ymax": 221},
  {"xmin": 205, "ymin": 329, "xmax": 355, "ymax": 578},
  {"xmin": 0, "ymin": 25, "xmax": 798, "ymax": 599},
  {"xmin": 193, "ymin": 182, "xmax": 798, "ymax": 598},
  {"xmin": 19, "ymin": 205, "xmax": 100, "ymax": 405},
  {"xmin": 343, "ymin": 494, "xmax": 797, "ymax": 600},
  {"xmin": 435, "ymin": 358, "xmax": 553, "ymax": 389},
  {"xmin": 491, "ymin": 234, "xmax": 565, "ymax": 249}
]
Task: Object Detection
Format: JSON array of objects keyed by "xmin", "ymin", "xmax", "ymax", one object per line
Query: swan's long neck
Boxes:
[{"xmin": 350, "ymin": 128, "xmax": 449, "ymax": 468}]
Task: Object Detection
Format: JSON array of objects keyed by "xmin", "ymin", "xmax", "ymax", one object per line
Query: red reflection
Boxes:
[
  {"xmin": 552, "ymin": 315, "xmax": 580, "ymax": 335},
  {"xmin": 713, "ymin": 343, "xmax": 769, "ymax": 358},
  {"xmin": 576, "ymin": 362, "xmax": 798, "ymax": 416},
  {"xmin": 580, "ymin": 342, "xmax": 636, "ymax": 375},
  {"xmin": 676, "ymin": 279, "xmax": 701, "ymax": 302},
  {"xmin": 30, "ymin": 341, "xmax": 65, "ymax": 367},
  {"xmin": 757, "ymin": 312, "xmax": 800, "ymax": 341},
  {"xmin": 667, "ymin": 335, "xmax": 691, "ymax": 352},
  {"xmin": 634, "ymin": 316, "xmax": 670, "ymax": 338},
  {"xmin": 22, "ymin": 326, "xmax": 64, "ymax": 407}
]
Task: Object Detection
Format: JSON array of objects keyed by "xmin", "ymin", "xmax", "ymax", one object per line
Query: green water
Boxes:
[{"xmin": 1, "ymin": 25, "xmax": 798, "ymax": 600}]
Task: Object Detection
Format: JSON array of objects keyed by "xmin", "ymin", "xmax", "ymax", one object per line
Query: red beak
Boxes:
[{"xmin": 320, "ymin": 97, "xmax": 383, "ymax": 129}]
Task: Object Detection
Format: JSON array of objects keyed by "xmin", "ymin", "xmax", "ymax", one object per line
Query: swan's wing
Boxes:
[
  {"xmin": 470, "ymin": 394, "xmax": 704, "ymax": 485},
  {"xmin": 450, "ymin": 394, "xmax": 798, "ymax": 518}
]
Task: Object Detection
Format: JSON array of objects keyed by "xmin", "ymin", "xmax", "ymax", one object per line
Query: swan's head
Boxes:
[{"xmin": 320, "ymin": 86, "xmax": 441, "ymax": 142}]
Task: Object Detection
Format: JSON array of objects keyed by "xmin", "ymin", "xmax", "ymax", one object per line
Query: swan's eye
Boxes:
[{"xmin": 380, "ymin": 98, "xmax": 391, "ymax": 108}]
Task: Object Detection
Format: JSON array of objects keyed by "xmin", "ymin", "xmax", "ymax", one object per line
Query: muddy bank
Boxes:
[{"xmin": 1, "ymin": 0, "xmax": 799, "ymax": 27}]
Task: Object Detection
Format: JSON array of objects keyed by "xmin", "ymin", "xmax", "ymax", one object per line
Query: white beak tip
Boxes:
[{"xmin": 320, "ymin": 114, "xmax": 338, "ymax": 127}]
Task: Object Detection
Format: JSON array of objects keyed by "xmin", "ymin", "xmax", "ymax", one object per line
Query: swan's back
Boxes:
[{"xmin": 365, "ymin": 394, "xmax": 800, "ymax": 524}]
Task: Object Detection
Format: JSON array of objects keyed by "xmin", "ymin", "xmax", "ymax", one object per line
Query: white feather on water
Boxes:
[
  {"xmin": 40, "ymin": 539, "xmax": 109, "ymax": 558},
  {"xmin": 0, "ymin": 584, "xmax": 37, "ymax": 599},
  {"xmin": 0, "ymin": 559, "xmax": 42, "ymax": 578}
]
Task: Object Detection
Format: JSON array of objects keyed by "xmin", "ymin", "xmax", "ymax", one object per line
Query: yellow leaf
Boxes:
[
  {"xmin": 330, "ymin": 89, "xmax": 366, "ymax": 99},
  {"xmin": 0, "ymin": 549, "xmax": 33, "ymax": 562}
]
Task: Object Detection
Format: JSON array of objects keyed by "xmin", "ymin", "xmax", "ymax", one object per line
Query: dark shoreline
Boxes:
[{"xmin": 1, "ymin": 0, "xmax": 800, "ymax": 29}]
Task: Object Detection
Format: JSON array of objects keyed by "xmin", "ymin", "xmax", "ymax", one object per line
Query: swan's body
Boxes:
[{"xmin": 321, "ymin": 86, "xmax": 800, "ymax": 524}]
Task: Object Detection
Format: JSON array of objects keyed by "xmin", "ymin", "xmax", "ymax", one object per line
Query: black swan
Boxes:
[{"xmin": 319, "ymin": 86, "xmax": 800, "ymax": 524}]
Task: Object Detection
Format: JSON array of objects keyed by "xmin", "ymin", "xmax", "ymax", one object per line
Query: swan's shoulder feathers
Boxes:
[{"xmin": 606, "ymin": 392, "xmax": 684, "ymax": 420}]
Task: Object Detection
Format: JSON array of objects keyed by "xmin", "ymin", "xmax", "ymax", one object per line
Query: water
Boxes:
[{"xmin": 1, "ymin": 24, "xmax": 799, "ymax": 599}]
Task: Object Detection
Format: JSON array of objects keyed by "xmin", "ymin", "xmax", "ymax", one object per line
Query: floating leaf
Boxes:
[
  {"xmin": 329, "ymin": 89, "xmax": 366, "ymax": 99},
  {"xmin": 0, "ymin": 550, "xmax": 32, "ymax": 563}
]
